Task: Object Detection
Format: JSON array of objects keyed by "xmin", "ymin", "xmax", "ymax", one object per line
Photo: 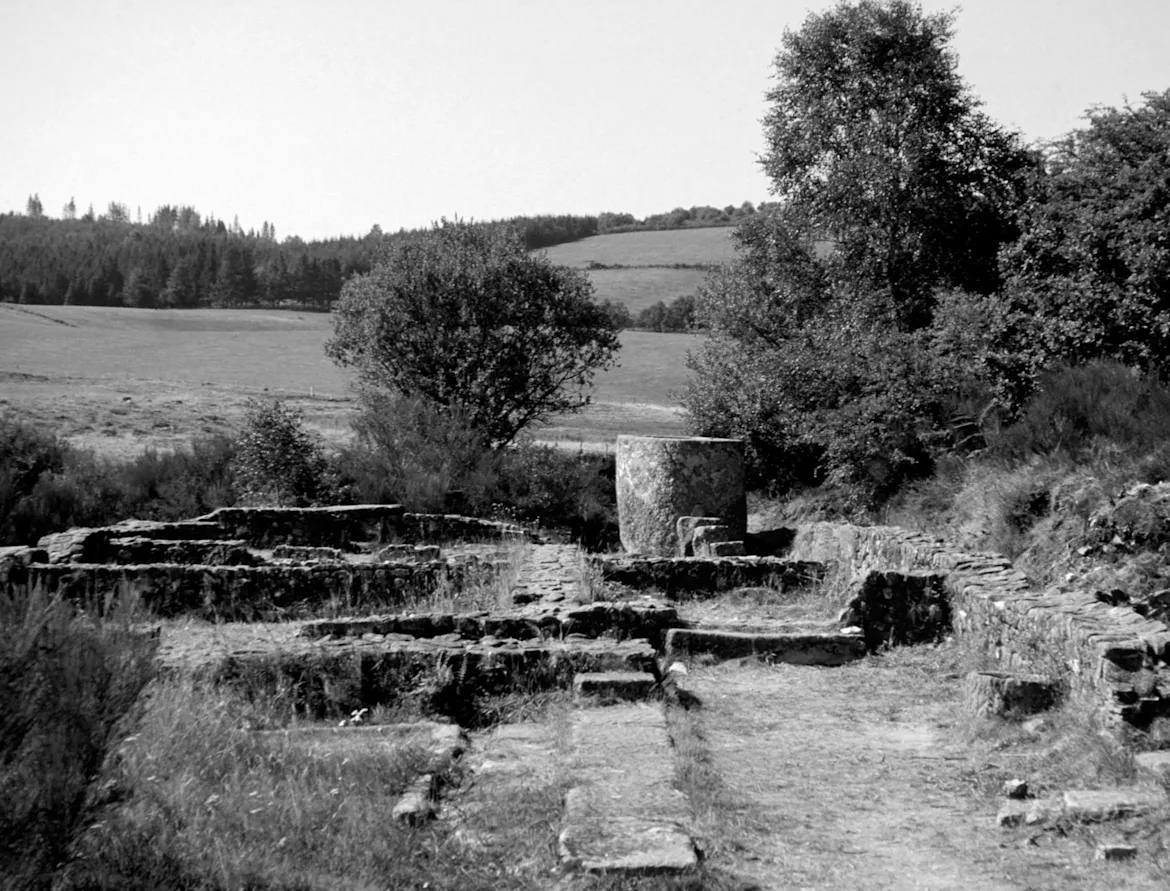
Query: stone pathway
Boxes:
[
  {"xmin": 559, "ymin": 703, "xmax": 698, "ymax": 875},
  {"xmin": 510, "ymin": 544, "xmax": 585, "ymax": 605}
]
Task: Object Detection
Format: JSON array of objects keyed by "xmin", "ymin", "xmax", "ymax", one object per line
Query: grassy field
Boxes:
[
  {"xmin": 0, "ymin": 303, "xmax": 697, "ymax": 456},
  {"xmin": 587, "ymin": 266, "xmax": 709, "ymax": 315},
  {"xmin": 539, "ymin": 226, "xmax": 738, "ymax": 268}
]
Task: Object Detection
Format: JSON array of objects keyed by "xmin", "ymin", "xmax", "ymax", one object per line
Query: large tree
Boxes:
[
  {"xmin": 685, "ymin": 0, "xmax": 1032, "ymax": 497},
  {"xmin": 762, "ymin": 0, "xmax": 1031, "ymax": 329},
  {"xmin": 326, "ymin": 221, "xmax": 620, "ymax": 447}
]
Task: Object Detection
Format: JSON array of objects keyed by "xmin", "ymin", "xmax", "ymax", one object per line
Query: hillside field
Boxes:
[
  {"xmin": 0, "ymin": 303, "xmax": 696, "ymax": 456},
  {"xmin": 539, "ymin": 227, "xmax": 738, "ymax": 268}
]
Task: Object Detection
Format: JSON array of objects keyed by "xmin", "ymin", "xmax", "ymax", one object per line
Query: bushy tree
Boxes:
[
  {"xmin": 327, "ymin": 220, "xmax": 620, "ymax": 447},
  {"xmin": 685, "ymin": 0, "xmax": 1030, "ymax": 499},
  {"xmin": 1000, "ymin": 89, "xmax": 1170, "ymax": 383},
  {"xmin": 233, "ymin": 399, "xmax": 330, "ymax": 506},
  {"xmin": 762, "ymin": 0, "xmax": 1031, "ymax": 328}
]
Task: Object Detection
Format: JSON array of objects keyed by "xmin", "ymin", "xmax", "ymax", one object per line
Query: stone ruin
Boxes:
[{"xmin": 5, "ymin": 435, "xmax": 1170, "ymax": 877}]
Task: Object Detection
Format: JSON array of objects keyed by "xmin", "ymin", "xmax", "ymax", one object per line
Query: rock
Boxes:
[
  {"xmin": 964, "ymin": 671, "xmax": 1060, "ymax": 720},
  {"xmin": 1095, "ymin": 842, "xmax": 1138, "ymax": 861},
  {"xmin": 675, "ymin": 516, "xmax": 724, "ymax": 557},
  {"xmin": 615, "ymin": 435, "xmax": 745, "ymax": 556},
  {"xmin": 392, "ymin": 774, "xmax": 436, "ymax": 825},
  {"xmin": 1003, "ymin": 778, "xmax": 1029, "ymax": 800},
  {"xmin": 1134, "ymin": 751, "xmax": 1170, "ymax": 780},
  {"xmin": 1062, "ymin": 788, "xmax": 1167, "ymax": 822}
]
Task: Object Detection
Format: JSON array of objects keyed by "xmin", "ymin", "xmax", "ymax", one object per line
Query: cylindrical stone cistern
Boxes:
[{"xmin": 615, "ymin": 435, "xmax": 746, "ymax": 556}]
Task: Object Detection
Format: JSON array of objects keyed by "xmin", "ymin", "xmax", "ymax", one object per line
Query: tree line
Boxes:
[{"xmin": 0, "ymin": 202, "xmax": 758, "ymax": 310}]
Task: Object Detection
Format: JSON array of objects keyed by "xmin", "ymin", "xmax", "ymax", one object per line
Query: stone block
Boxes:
[
  {"xmin": 1062, "ymin": 788, "xmax": 1167, "ymax": 821},
  {"xmin": 573, "ymin": 671, "xmax": 658, "ymax": 704},
  {"xmin": 964, "ymin": 671, "xmax": 1060, "ymax": 720},
  {"xmin": 1135, "ymin": 750, "xmax": 1170, "ymax": 780},
  {"xmin": 664, "ymin": 627, "xmax": 865, "ymax": 666},
  {"xmin": 675, "ymin": 516, "xmax": 724, "ymax": 557},
  {"xmin": 616, "ymin": 435, "xmax": 745, "ymax": 556},
  {"xmin": 707, "ymin": 540, "xmax": 747, "ymax": 557}
]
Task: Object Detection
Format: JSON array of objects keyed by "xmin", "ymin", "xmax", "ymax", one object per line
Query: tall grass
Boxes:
[
  {"xmin": 0, "ymin": 585, "xmax": 158, "ymax": 890},
  {"xmin": 56, "ymin": 674, "xmax": 569, "ymax": 890}
]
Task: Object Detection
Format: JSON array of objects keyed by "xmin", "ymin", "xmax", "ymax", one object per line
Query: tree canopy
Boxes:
[
  {"xmin": 685, "ymin": 0, "xmax": 1033, "ymax": 498},
  {"xmin": 762, "ymin": 0, "xmax": 1032, "ymax": 329},
  {"xmin": 999, "ymin": 88, "xmax": 1170, "ymax": 380},
  {"xmin": 326, "ymin": 221, "xmax": 620, "ymax": 448}
]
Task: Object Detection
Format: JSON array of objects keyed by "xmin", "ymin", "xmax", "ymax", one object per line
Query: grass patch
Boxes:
[
  {"xmin": 0, "ymin": 585, "xmax": 159, "ymax": 890},
  {"xmin": 58, "ymin": 674, "xmax": 574, "ymax": 890}
]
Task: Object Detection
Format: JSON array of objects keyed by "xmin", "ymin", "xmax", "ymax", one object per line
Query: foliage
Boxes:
[
  {"xmin": 327, "ymin": 220, "xmax": 620, "ymax": 448},
  {"xmin": 0, "ymin": 585, "xmax": 158, "ymax": 890},
  {"xmin": 763, "ymin": 0, "xmax": 1033, "ymax": 329},
  {"xmin": 233, "ymin": 399, "xmax": 331, "ymax": 506},
  {"xmin": 684, "ymin": 1, "xmax": 1034, "ymax": 501},
  {"xmin": 0, "ymin": 414, "xmax": 238, "ymax": 545},
  {"xmin": 340, "ymin": 393, "xmax": 617, "ymax": 546},
  {"xmin": 987, "ymin": 361, "xmax": 1170, "ymax": 464},
  {"xmin": 632, "ymin": 294, "xmax": 698, "ymax": 332},
  {"xmin": 999, "ymin": 89, "xmax": 1170, "ymax": 384}
]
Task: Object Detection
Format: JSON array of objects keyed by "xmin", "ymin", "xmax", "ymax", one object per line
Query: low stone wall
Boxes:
[
  {"xmin": 4, "ymin": 558, "xmax": 506, "ymax": 622},
  {"xmin": 591, "ymin": 555, "xmax": 824, "ymax": 598},
  {"xmin": 788, "ymin": 522, "xmax": 1170, "ymax": 729}
]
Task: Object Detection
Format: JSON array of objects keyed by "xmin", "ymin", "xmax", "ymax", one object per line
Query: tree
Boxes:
[
  {"xmin": 762, "ymin": 0, "xmax": 1031, "ymax": 329},
  {"xmin": 25, "ymin": 194, "xmax": 43, "ymax": 219},
  {"xmin": 685, "ymin": 0, "xmax": 1031, "ymax": 498},
  {"xmin": 999, "ymin": 89, "xmax": 1170, "ymax": 385},
  {"xmin": 234, "ymin": 399, "xmax": 330, "ymax": 506},
  {"xmin": 62, "ymin": 196, "xmax": 76, "ymax": 220},
  {"xmin": 327, "ymin": 220, "xmax": 620, "ymax": 447}
]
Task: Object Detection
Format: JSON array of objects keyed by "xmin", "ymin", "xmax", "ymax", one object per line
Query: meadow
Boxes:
[
  {"xmin": 539, "ymin": 226, "xmax": 738, "ymax": 268},
  {"xmin": 0, "ymin": 302, "xmax": 697, "ymax": 457}
]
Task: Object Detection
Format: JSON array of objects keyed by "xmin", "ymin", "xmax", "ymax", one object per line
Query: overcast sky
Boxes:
[{"xmin": 2, "ymin": 0, "xmax": 1167, "ymax": 241}]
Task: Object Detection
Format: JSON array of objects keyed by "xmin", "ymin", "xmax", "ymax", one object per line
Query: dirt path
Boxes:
[{"xmin": 678, "ymin": 649, "xmax": 1168, "ymax": 891}]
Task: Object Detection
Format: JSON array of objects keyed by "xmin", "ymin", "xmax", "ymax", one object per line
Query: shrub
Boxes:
[
  {"xmin": 988, "ymin": 361, "xmax": 1170, "ymax": 463},
  {"xmin": 234, "ymin": 399, "xmax": 331, "ymax": 506}
]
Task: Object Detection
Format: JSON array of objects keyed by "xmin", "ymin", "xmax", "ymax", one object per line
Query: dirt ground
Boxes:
[{"xmin": 677, "ymin": 650, "xmax": 1170, "ymax": 891}]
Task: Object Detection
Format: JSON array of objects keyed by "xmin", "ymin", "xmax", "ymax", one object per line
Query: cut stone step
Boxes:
[
  {"xmin": 573, "ymin": 671, "xmax": 658, "ymax": 705},
  {"xmin": 663, "ymin": 627, "xmax": 865, "ymax": 665},
  {"xmin": 559, "ymin": 704, "xmax": 697, "ymax": 875}
]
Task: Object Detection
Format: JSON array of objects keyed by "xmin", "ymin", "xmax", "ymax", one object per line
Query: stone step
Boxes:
[
  {"xmin": 663, "ymin": 627, "xmax": 865, "ymax": 665},
  {"xmin": 573, "ymin": 671, "xmax": 659, "ymax": 705},
  {"xmin": 559, "ymin": 704, "xmax": 697, "ymax": 875},
  {"xmin": 200, "ymin": 635, "xmax": 658, "ymax": 717},
  {"xmin": 510, "ymin": 544, "xmax": 584, "ymax": 606}
]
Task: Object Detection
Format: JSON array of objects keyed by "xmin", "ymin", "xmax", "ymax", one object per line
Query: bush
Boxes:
[
  {"xmin": 234, "ymin": 399, "xmax": 332, "ymax": 506},
  {"xmin": 0, "ymin": 413, "xmax": 238, "ymax": 545},
  {"xmin": 988, "ymin": 361, "xmax": 1170, "ymax": 463}
]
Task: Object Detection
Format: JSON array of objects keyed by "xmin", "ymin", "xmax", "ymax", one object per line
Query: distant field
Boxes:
[
  {"xmin": 588, "ymin": 267, "xmax": 708, "ymax": 315},
  {"xmin": 539, "ymin": 227, "xmax": 738, "ymax": 268},
  {"xmin": 0, "ymin": 304, "xmax": 697, "ymax": 456}
]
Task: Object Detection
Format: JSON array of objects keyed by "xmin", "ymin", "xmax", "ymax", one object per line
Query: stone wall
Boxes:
[
  {"xmin": 591, "ymin": 554, "xmax": 823, "ymax": 598},
  {"xmin": 2, "ymin": 557, "xmax": 506, "ymax": 622},
  {"xmin": 788, "ymin": 522, "xmax": 1170, "ymax": 728}
]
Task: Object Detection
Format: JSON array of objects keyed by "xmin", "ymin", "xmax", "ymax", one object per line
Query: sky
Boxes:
[{"xmin": 2, "ymin": 0, "xmax": 1168, "ymax": 242}]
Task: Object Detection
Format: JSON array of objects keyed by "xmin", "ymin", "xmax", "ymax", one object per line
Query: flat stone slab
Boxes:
[
  {"xmin": 1135, "ymin": 750, "xmax": 1170, "ymax": 780},
  {"xmin": 573, "ymin": 671, "xmax": 658, "ymax": 704},
  {"xmin": 664, "ymin": 627, "xmax": 865, "ymax": 665},
  {"xmin": 559, "ymin": 704, "xmax": 697, "ymax": 875},
  {"xmin": 998, "ymin": 788, "xmax": 1167, "ymax": 827},
  {"xmin": 1062, "ymin": 788, "xmax": 1167, "ymax": 821},
  {"xmin": 254, "ymin": 721, "xmax": 465, "ymax": 774}
]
